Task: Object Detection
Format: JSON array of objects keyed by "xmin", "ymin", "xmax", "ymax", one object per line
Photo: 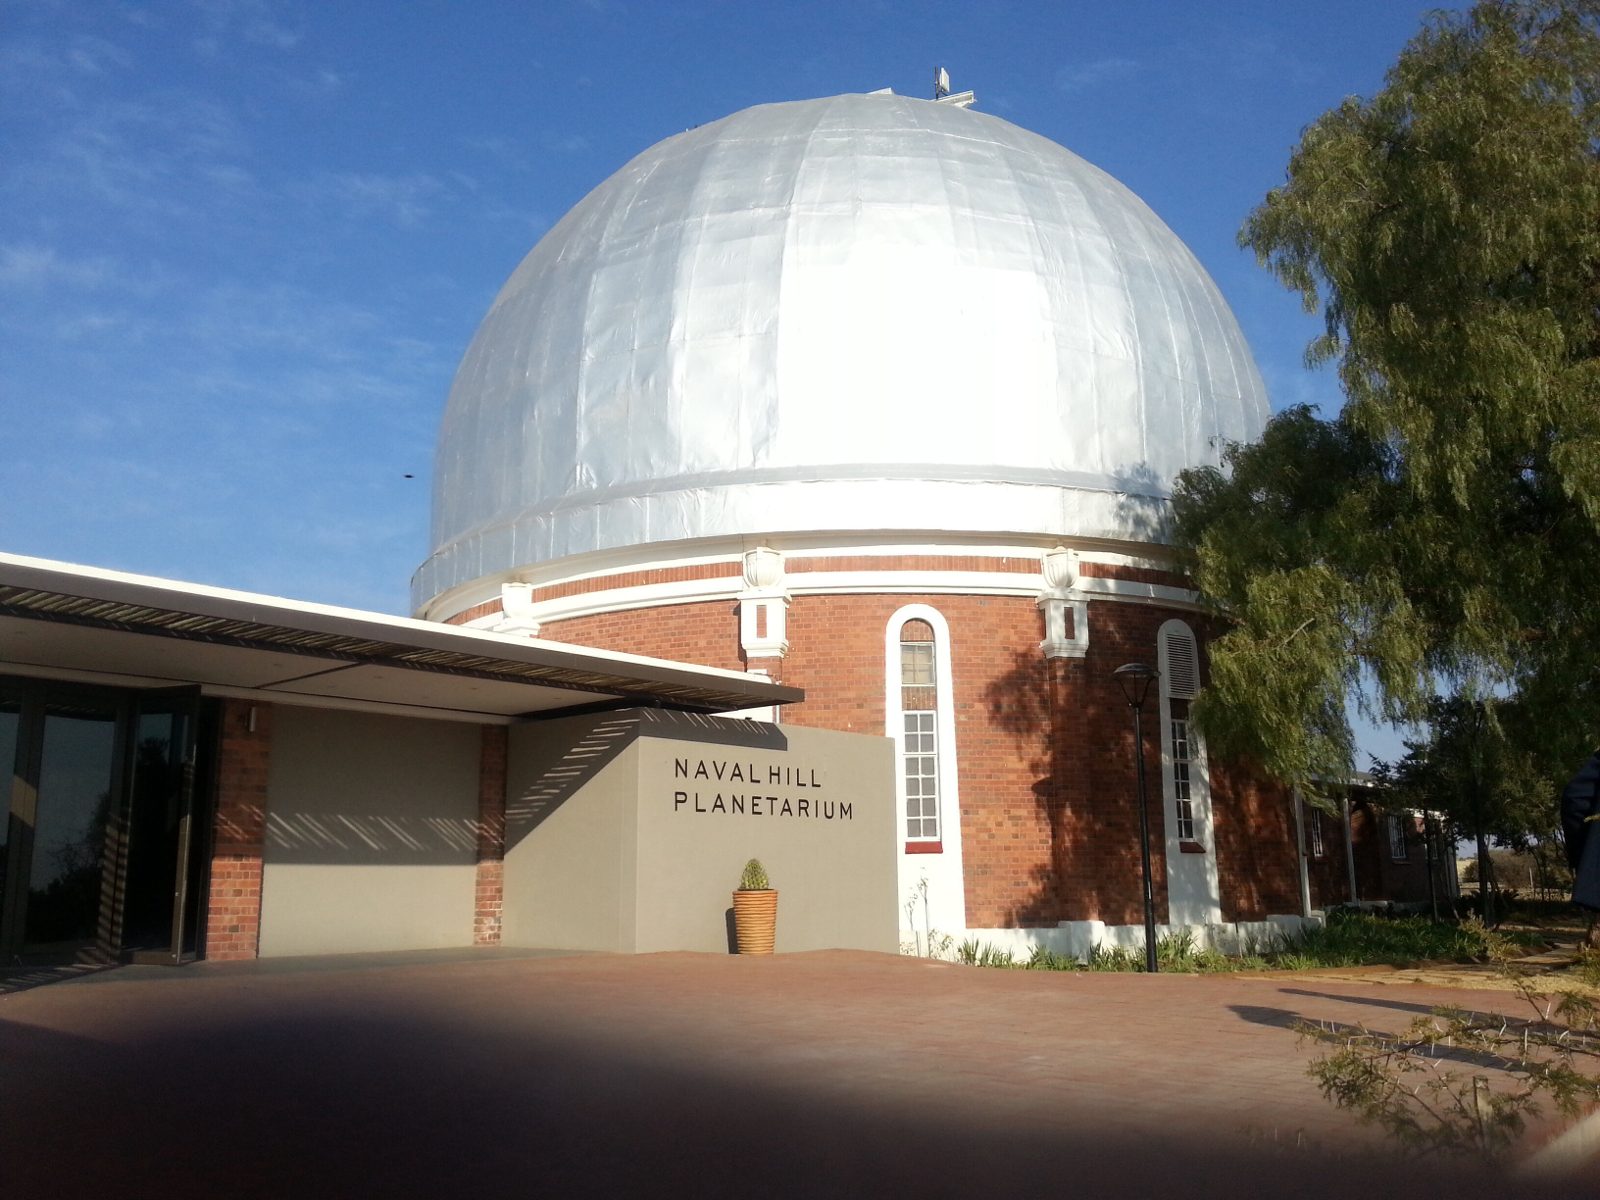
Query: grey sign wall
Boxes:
[{"xmin": 503, "ymin": 711, "xmax": 897, "ymax": 954}]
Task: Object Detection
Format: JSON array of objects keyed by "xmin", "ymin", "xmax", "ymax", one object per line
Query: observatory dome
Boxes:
[{"xmin": 415, "ymin": 92, "xmax": 1267, "ymax": 612}]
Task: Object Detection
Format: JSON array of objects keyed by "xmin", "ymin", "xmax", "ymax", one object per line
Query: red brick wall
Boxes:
[
  {"xmin": 475, "ymin": 725, "xmax": 508, "ymax": 946},
  {"xmin": 536, "ymin": 593, "xmax": 1302, "ymax": 930},
  {"xmin": 204, "ymin": 699, "xmax": 271, "ymax": 961},
  {"xmin": 539, "ymin": 600, "xmax": 748, "ymax": 675},
  {"xmin": 1210, "ymin": 760, "xmax": 1301, "ymax": 922}
]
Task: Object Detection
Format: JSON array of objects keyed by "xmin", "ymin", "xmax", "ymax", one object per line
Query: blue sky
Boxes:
[{"xmin": 3, "ymin": 1, "xmax": 1455, "ymax": 756}]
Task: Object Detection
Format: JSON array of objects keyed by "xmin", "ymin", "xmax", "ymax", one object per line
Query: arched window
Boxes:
[
  {"xmin": 899, "ymin": 619, "xmax": 939, "ymax": 842},
  {"xmin": 1158, "ymin": 618, "xmax": 1221, "ymax": 925},
  {"xmin": 1158, "ymin": 621, "xmax": 1206, "ymax": 849},
  {"xmin": 884, "ymin": 607, "xmax": 958, "ymax": 853}
]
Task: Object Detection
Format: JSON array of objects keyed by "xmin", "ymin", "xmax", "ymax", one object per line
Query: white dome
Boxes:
[{"xmin": 415, "ymin": 92, "xmax": 1267, "ymax": 610}]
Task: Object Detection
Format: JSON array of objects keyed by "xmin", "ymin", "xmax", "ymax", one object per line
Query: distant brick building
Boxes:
[
  {"xmin": 1302, "ymin": 788, "xmax": 1461, "ymax": 914},
  {"xmin": 412, "ymin": 90, "xmax": 1319, "ymax": 953}
]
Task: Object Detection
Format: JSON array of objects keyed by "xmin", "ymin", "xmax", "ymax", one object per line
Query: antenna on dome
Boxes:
[{"xmin": 932, "ymin": 67, "xmax": 976, "ymax": 109}]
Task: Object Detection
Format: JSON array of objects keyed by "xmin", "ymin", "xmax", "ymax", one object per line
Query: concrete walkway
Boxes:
[{"xmin": 0, "ymin": 950, "xmax": 1582, "ymax": 1198}]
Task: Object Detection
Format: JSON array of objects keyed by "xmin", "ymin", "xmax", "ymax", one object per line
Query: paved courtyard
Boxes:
[{"xmin": 0, "ymin": 949, "xmax": 1582, "ymax": 1198}]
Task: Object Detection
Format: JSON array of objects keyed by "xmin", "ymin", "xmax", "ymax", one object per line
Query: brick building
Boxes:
[
  {"xmin": 1300, "ymin": 786, "xmax": 1461, "ymax": 915},
  {"xmin": 409, "ymin": 89, "xmax": 1317, "ymax": 954}
]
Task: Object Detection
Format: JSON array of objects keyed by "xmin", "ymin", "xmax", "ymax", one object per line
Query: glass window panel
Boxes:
[
  {"xmin": 26, "ymin": 709, "xmax": 118, "ymax": 953},
  {"xmin": 900, "ymin": 643, "xmax": 935, "ymax": 687},
  {"xmin": 902, "ymin": 709, "xmax": 939, "ymax": 840},
  {"xmin": 0, "ymin": 701, "xmax": 19, "ymax": 927}
]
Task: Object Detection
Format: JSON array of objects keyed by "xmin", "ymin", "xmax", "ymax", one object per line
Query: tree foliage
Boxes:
[
  {"xmin": 1174, "ymin": 1, "xmax": 1600, "ymax": 802},
  {"xmin": 1372, "ymin": 697, "xmax": 1557, "ymax": 920},
  {"xmin": 1298, "ymin": 951, "xmax": 1600, "ymax": 1160}
]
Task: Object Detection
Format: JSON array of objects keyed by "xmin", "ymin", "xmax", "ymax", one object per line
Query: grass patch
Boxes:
[{"xmin": 1280, "ymin": 910, "xmax": 1541, "ymax": 969}]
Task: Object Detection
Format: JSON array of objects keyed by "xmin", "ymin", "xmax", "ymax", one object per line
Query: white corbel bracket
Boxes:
[
  {"xmin": 1037, "ymin": 547, "xmax": 1089, "ymax": 659},
  {"xmin": 739, "ymin": 547, "xmax": 790, "ymax": 661},
  {"xmin": 491, "ymin": 581, "xmax": 542, "ymax": 638}
]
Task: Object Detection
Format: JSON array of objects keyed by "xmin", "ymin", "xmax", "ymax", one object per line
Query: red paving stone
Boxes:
[{"xmin": 0, "ymin": 950, "xmax": 1581, "ymax": 1199}]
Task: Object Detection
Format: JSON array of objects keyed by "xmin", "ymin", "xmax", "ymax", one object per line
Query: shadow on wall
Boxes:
[
  {"xmin": 503, "ymin": 709, "xmax": 789, "ymax": 856},
  {"xmin": 984, "ymin": 646, "xmax": 1166, "ymax": 929},
  {"xmin": 265, "ymin": 813, "xmax": 479, "ymax": 863},
  {"xmin": 1110, "ymin": 462, "xmax": 1172, "ymax": 546},
  {"xmin": 263, "ymin": 707, "xmax": 482, "ymax": 867}
]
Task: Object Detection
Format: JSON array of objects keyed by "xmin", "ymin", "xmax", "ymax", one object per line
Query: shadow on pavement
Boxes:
[
  {"xmin": 1277, "ymin": 987, "xmax": 1474, "ymax": 1017},
  {"xmin": 0, "ymin": 990, "xmax": 1580, "ymax": 1200}
]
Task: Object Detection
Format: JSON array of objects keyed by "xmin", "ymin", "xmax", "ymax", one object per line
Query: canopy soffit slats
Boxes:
[{"xmin": 0, "ymin": 554, "xmax": 800, "ymax": 715}]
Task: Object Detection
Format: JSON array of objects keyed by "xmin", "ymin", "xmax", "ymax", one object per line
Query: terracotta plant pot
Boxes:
[{"xmin": 732, "ymin": 889, "xmax": 778, "ymax": 954}]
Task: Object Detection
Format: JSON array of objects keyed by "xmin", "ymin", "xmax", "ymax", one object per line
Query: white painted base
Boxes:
[{"xmin": 904, "ymin": 914, "xmax": 1323, "ymax": 961}]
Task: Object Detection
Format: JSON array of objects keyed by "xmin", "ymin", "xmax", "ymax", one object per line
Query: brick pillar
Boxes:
[
  {"xmin": 204, "ymin": 699, "xmax": 271, "ymax": 961},
  {"xmin": 474, "ymin": 725, "xmax": 508, "ymax": 945}
]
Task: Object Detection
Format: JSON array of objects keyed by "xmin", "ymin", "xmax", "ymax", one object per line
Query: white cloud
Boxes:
[
  {"xmin": 1055, "ymin": 57, "xmax": 1140, "ymax": 94},
  {"xmin": 292, "ymin": 171, "xmax": 447, "ymax": 227},
  {"xmin": 190, "ymin": 0, "xmax": 304, "ymax": 57},
  {"xmin": 0, "ymin": 244, "xmax": 120, "ymax": 289}
]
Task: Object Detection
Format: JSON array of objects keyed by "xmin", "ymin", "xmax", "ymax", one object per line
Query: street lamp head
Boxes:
[{"xmin": 1114, "ymin": 662, "xmax": 1158, "ymax": 709}]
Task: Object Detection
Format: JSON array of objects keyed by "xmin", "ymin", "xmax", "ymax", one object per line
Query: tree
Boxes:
[
  {"xmin": 1370, "ymin": 697, "xmax": 1556, "ymax": 923},
  {"xmin": 1174, "ymin": 1, "xmax": 1600, "ymax": 810}
]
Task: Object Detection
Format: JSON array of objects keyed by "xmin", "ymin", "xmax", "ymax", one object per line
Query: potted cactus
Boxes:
[{"xmin": 732, "ymin": 859, "xmax": 778, "ymax": 954}]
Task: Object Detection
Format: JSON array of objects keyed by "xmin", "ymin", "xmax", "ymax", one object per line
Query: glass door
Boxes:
[
  {"xmin": 0, "ymin": 677, "xmax": 215, "ymax": 969},
  {"xmin": 0, "ymin": 688, "xmax": 125, "ymax": 966},
  {"xmin": 121, "ymin": 687, "xmax": 204, "ymax": 965},
  {"xmin": 0, "ymin": 696, "xmax": 20, "ymax": 958}
]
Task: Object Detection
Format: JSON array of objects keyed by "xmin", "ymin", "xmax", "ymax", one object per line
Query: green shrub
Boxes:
[
  {"xmin": 1087, "ymin": 942, "xmax": 1146, "ymax": 972},
  {"xmin": 952, "ymin": 910, "xmax": 1548, "ymax": 976},
  {"xmin": 1026, "ymin": 946, "xmax": 1081, "ymax": 971},
  {"xmin": 1285, "ymin": 910, "xmax": 1530, "ymax": 968},
  {"xmin": 956, "ymin": 940, "xmax": 1084, "ymax": 969},
  {"xmin": 737, "ymin": 859, "xmax": 769, "ymax": 891}
]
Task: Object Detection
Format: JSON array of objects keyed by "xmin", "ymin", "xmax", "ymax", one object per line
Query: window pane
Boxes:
[
  {"xmin": 900, "ymin": 643, "xmax": 935, "ymax": 687},
  {"xmin": 0, "ymin": 701, "xmax": 18, "ymax": 933},
  {"xmin": 903, "ymin": 709, "xmax": 938, "ymax": 839},
  {"xmin": 26, "ymin": 708, "xmax": 118, "ymax": 953}
]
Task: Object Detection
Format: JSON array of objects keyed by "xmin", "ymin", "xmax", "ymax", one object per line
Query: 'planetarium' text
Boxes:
[{"xmin": 672, "ymin": 757, "xmax": 849, "ymax": 820}]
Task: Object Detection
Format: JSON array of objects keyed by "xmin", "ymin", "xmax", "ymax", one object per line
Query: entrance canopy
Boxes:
[{"xmin": 0, "ymin": 553, "xmax": 799, "ymax": 722}]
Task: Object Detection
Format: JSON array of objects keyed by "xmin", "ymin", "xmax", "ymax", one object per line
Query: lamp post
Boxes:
[{"xmin": 1114, "ymin": 662, "xmax": 1160, "ymax": 973}]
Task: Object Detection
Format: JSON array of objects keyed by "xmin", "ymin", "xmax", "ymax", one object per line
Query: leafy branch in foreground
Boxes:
[{"xmin": 1297, "ymin": 952, "xmax": 1600, "ymax": 1159}]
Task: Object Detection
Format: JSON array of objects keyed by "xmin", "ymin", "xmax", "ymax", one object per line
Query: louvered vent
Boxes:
[{"xmin": 1164, "ymin": 631, "xmax": 1199, "ymax": 699}]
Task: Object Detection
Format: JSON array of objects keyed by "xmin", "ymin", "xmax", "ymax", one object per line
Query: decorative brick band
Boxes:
[
  {"xmin": 474, "ymin": 725, "xmax": 508, "ymax": 946},
  {"xmin": 204, "ymin": 699, "xmax": 271, "ymax": 961}
]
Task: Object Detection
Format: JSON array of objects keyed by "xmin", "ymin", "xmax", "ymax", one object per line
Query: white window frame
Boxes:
[
  {"xmin": 1388, "ymin": 813, "xmax": 1409, "ymax": 861},
  {"xmin": 884, "ymin": 606, "xmax": 959, "ymax": 850},
  {"xmin": 1157, "ymin": 620, "xmax": 1209, "ymax": 849},
  {"xmin": 900, "ymin": 710, "xmax": 940, "ymax": 842},
  {"xmin": 1309, "ymin": 808, "xmax": 1325, "ymax": 858}
]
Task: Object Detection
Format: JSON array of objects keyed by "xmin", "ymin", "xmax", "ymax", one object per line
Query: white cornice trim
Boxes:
[
  {"xmin": 419, "ymin": 533, "xmax": 1182, "ymax": 621},
  {"xmin": 505, "ymin": 568, "xmax": 1201, "ymax": 626}
]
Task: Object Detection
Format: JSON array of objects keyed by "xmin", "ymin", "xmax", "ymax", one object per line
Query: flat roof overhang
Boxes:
[{"xmin": 0, "ymin": 553, "xmax": 802, "ymax": 722}]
